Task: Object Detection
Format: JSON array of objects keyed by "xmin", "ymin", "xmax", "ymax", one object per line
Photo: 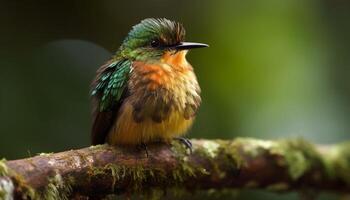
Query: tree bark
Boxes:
[{"xmin": 0, "ymin": 138, "xmax": 349, "ymax": 199}]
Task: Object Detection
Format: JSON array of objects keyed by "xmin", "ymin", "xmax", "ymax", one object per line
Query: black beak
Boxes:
[{"xmin": 173, "ymin": 42, "xmax": 209, "ymax": 50}]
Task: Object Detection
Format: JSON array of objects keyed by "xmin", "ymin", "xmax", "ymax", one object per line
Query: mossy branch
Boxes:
[{"xmin": 0, "ymin": 138, "xmax": 350, "ymax": 199}]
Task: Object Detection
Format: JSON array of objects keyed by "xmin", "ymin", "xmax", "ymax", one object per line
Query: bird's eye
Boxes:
[{"xmin": 150, "ymin": 40, "xmax": 160, "ymax": 48}]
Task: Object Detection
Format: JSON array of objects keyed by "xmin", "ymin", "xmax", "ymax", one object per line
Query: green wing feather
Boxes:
[
  {"xmin": 91, "ymin": 59, "xmax": 131, "ymax": 111},
  {"xmin": 90, "ymin": 59, "xmax": 131, "ymax": 145}
]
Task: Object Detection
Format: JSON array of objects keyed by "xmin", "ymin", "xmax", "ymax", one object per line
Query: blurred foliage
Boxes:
[{"xmin": 0, "ymin": 0, "xmax": 349, "ymax": 199}]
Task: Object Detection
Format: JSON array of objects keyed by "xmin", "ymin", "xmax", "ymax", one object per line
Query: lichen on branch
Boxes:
[{"xmin": 0, "ymin": 138, "xmax": 349, "ymax": 199}]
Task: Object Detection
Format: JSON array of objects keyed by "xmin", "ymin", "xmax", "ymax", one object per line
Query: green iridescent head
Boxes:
[{"xmin": 118, "ymin": 18, "xmax": 208, "ymax": 60}]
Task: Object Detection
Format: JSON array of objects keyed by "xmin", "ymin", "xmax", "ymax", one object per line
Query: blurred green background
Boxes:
[{"xmin": 1, "ymin": 0, "xmax": 349, "ymax": 199}]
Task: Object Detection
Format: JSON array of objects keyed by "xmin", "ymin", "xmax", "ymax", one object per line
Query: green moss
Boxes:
[
  {"xmin": 171, "ymin": 152, "xmax": 197, "ymax": 183},
  {"xmin": 173, "ymin": 139, "xmax": 243, "ymax": 177},
  {"xmin": 37, "ymin": 152, "xmax": 54, "ymax": 156},
  {"xmin": 34, "ymin": 174, "xmax": 74, "ymax": 200},
  {"xmin": 170, "ymin": 140, "xmax": 190, "ymax": 156},
  {"xmin": 200, "ymin": 141, "xmax": 220, "ymax": 158},
  {"xmin": 233, "ymin": 138, "xmax": 275, "ymax": 158},
  {"xmin": 89, "ymin": 144, "xmax": 107, "ymax": 150},
  {"xmin": 88, "ymin": 140, "xmax": 217, "ymax": 198},
  {"xmin": 193, "ymin": 140, "xmax": 242, "ymax": 180},
  {"xmin": 322, "ymin": 141, "xmax": 350, "ymax": 184},
  {"xmin": 171, "ymin": 140, "xmax": 214, "ymax": 183},
  {"xmin": 0, "ymin": 159, "xmax": 8, "ymax": 177},
  {"xmin": 172, "ymin": 161, "xmax": 196, "ymax": 182},
  {"xmin": 22, "ymin": 185, "xmax": 36, "ymax": 200},
  {"xmin": 170, "ymin": 141, "xmax": 196, "ymax": 182},
  {"xmin": 128, "ymin": 165, "xmax": 149, "ymax": 191},
  {"xmin": 91, "ymin": 163, "xmax": 167, "ymax": 193},
  {"xmin": 3, "ymin": 138, "xmax": 350, "ymax": 198},
  {"xmin": 270, "ymin": 138, "xmax": 320, "ymax": 180},
  {"xmin": 224, "ymin": 138, "xmax": 325, "ymax": 181},
  {"xmin": 218, "ymin": 140, "xmax": 244, "ymax": 170},
  {"xmin": 93, "ymin": 163, "xmax": 125, "ymax": 191}
]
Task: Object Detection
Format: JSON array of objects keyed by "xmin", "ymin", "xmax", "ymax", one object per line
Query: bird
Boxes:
[{"xmin": 90, "ymin": 18, "xmax": 208, "ymax": 148}]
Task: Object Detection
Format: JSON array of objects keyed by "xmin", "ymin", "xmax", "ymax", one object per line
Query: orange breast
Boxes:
[
  {"xmin": 161, "ymin": 50, "xmax": 190, "ymax": 70},
  {"xmin": 107, "ymin": 50, "xmax": 200, "ymax": 145},
  {"xmin": 132, "ymin": 50, "xmax": 193, "ymax": 91},
  {"xmin": 132, "ymin": 62, "xmax": 170, "ymax": 91}
]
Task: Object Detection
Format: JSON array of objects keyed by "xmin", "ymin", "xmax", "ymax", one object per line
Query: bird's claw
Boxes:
[
  {"xmin": 175, "ymin": 137, "xmax": 193, "ymax": 154},
  {"xmin": 137, "ymin": 142, "xmax": 149, "ymax": 157}
]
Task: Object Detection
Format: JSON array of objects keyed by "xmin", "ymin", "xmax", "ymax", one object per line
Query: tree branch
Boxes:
[{"xmin": 0, "ymin": 138, "xmax": 350, "ymax": 199}]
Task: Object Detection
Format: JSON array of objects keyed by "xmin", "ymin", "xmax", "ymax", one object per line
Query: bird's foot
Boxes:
[
  {"xmin": 137, "ymin": 142, "xmax": 149, "ymax": 157},
  {"xmin": 174, "ymin": 137, "xmax": 193, "ymax": 154}
]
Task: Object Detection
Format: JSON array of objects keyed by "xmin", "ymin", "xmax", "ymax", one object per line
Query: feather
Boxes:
[{"xmin": 90, "ymin": 59, "xmax": 131, "ymax": 145}]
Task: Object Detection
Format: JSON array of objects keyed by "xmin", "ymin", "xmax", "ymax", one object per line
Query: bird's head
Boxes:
[{"xmin": 118, "ymin": 18, "xmax": 208, "ymax": 61}]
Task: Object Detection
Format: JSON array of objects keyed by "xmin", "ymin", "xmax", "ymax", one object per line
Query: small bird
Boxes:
[{"xmin": 91, "ymin": 18, "xmax": 208, "ymax": 147}]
